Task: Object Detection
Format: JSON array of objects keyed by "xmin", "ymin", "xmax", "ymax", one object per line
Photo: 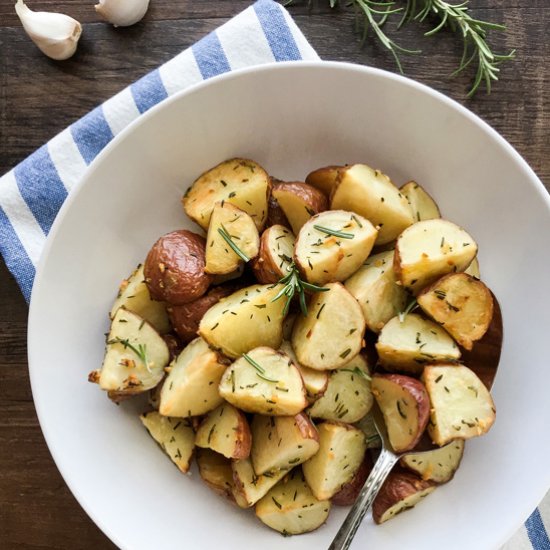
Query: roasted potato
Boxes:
[
  {"xmin": 394, "ymin": 219, "xmax": 478, "ymax": 294},
  {"xmin": 422, "ymin": 364, "xmax": 496, "ymax": 446},
  {"xmin": 196, "ymin": 449, "xmax": 235, "ymax": 501},
  {"xmin": 292, "ymin": 283, "xmax": 366, "ymax": 371},
  {"xmin": 267, "ymin": 194, "xmax": 290, "ymax": 228},
  {"xmin": 140, "ymin": 412, "xmax": 195, "ymax": 473},
  {"xmin": 195, "ymin": 402, "xmax": 252, "ymax": 459},
  {"xmin": 110, "ymin": 263, "xmax": 171, "ymax": 334},
  {"xmin": 272, "ymin": 181, "xmax": 328, "ymax": 235},
  {"xmin": 305, "ymin": 165, "xmax": 343, "ymax": 196},
  {"xmin": 232, "ymin": 458, "xmax": 287, "ymax": 508},
  {"xmin": 144, "ymin": 230, "xmax": 212, "ymax": 305},
  {"xmin": 159, "ymin": 337, "xmax": 227, "ymax": 418},
  {"xmin": 464, "ymin": 257, "xmax": 480, "ymax": 278},
  {"xmin": 182, "ymin": 158, "xmax": 270, "ymax": 231},
  {"xmin": 255, "ymin": 469, "xmax": 331, "ymax": 535},
  {"xmin": 251, "ymin": 225, "xmax": 295, "ymax": 284},
  {"xmin": 400, "ymin": 439, "xmax": 465, "ymax": 483},
  {"xmin": 219, "ymin": 347, "xmax": 308, "ymax": 415},
  {"xmin": 302, "ymin": 421, "xmax": 367, "ymax": 501},
  {"xmin": 308, "ymin": 354, "xmax": 373, "ymax": 423},
  {"xmin": 375, "ymin": 313, "xmax": 461, "ymax": 374},
  {"xmin": 332, "ymin": 453, "xmax": 374, "ymax": 506},
  {"xmin": 372, "ymin": 374, "xmax": 430, "ymax": 453},
  {"xmin": 205, "ymin": 202, "xmax": 260, "ymax": 275},
  {"xmin": 372, "ymin": 468, "xmax": 436, "ymax": 524},
  {"xmin": 417, "ymin": 273, "xmax": 494, "ymax": 350},
  {"xmin": 330, "ymin": 164, "xmax": 414, "ymax": 245},
  {"xmin": 400, "ymin": 181, "xmax": 441, "ymax": 222},
  {"xmin": 167, "ymin": 285, "xmax": 233, "ymax": 343},
  {"xmin": 278, "ymin": 341, "xmax": 329, "ymax": 402},
  {"xmin": 344, "ymin": 250, "xmax": 408, "ymax": 333},
  {"xmin": 294, "ymin": 210, "xmax": 377, "ymax": 285},
  {"xmin": 89, "ymin": 308, "xmax": 169, "ymax": 395},
  {"xmin": 199, "ymin": 284, "xmax": 287, "ymax": 359},
  {"xmin": 250, "ymin": 413, "xmax": 319, "ymax": 475}
]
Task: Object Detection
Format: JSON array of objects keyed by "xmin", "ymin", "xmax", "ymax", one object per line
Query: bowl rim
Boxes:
[{"xmin": 27, "ymin": 60, "xmax": 550, "ymax": 550}]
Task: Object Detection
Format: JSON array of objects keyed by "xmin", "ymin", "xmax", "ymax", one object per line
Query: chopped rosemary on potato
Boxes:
[
  {"xmin": 313, "ymin": 224, "xmax": 355, "ymax": 239},
  {"xmin": 107, "ymin": 336, "xmax": 151, "ymax": 373},
  {"xmin": 243, "ymin": 353, "xmax": 279, "ymax": 383},
  {"xmin": 217, "ymin": 224, "xmax": 250, "ymax": 262}
]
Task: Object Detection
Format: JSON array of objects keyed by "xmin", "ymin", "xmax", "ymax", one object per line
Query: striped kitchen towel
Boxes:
[{"xmin": 0, "ymin": 1, "xmax": 547, "ymax": 548}]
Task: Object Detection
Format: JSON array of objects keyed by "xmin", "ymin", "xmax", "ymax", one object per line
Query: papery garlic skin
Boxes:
[
  {"xmin": 95, "ymin": 0, "xmax": 150, "ymax": 27},
  {"xmin": 14, "ymin": 0, "xmax": 82, "ymax": 60}
]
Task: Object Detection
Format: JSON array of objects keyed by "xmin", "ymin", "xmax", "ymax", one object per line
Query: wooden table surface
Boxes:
[{"xmin": 0, "ymin": 0, "xmax": 548, "ymax": 547}]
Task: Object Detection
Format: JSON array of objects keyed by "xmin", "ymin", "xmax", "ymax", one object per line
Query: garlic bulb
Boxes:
[
  {"xmin": 95, "ymin": 0, "xmax": 150, "ymax": 27},
  {"xmin": 14, "ymin": 0, "xmax": 82, "ymax": 61}
]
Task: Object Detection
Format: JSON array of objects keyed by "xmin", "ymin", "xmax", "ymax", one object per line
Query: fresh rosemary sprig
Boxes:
[
  {"xmin": 271, "ymin": 262, "xmax": 329, "ymax": 316},
  {"xmin": 243, "ymin": 353, "xmax": 279, "ymax": 383},
  {"xmin": 340, "ymin": 366, "xmax": 372, "ymax": 381},
  {"xmin": 108, "ymin": 337, "xmax": 151, "ymax": 373},
  {"xmin": 313, "ymin": 224, "xmax": 355, "ymax": 239},
  {"xmin": 217, "ymin": 224, "xmax": 250, "ymax": 262}
]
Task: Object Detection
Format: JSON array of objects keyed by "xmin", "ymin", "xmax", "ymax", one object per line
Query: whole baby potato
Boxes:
[{"xmin": 144, "ymin": 230, "xmax": 212, "ymax": 305}]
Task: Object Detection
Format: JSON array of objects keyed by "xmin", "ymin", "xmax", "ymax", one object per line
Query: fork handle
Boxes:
[{"xmin": 328, "ymin": 447, "xmax": 399, "ymax": 550}]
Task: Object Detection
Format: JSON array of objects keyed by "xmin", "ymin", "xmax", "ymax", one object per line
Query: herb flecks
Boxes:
[
  {"xmin": 313, "ymin": 224, "xmax": 354, "ymax": 240},
  {"xmin": 217, "ymin": 224, "xmax": 250, "ymax": 262},
  {"xmin": 243, "ymin": 353, "xmax": 279, "ymax": 383},
  {"xmin": 108, "ymin": 337, "xmax": 151, "ymax": 373},
  {"xmin": 398, "ymin": 297, "xmax": 418, "ymax": 322}
]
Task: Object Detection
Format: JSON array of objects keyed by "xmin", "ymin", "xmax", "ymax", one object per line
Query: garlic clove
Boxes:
[
  {"xmin": 14, "ymin": 0, "xmax": 82, "ymax": 61},
  {"xmin": 95, "ymin": 0, "xmax": 150, "ymax": 28}
]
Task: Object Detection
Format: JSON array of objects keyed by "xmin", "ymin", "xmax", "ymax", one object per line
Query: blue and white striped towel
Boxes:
[{"xmin": 0, "ymin": 1, "xmax": 547, "ymax": 548}]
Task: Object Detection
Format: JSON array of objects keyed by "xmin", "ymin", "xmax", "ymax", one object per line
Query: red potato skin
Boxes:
[
  {"xmin": 294, "ymin": 411, "xmax": 320, "ymax": 442},
  {"xmin": 251, "ymin": 226, "xmax": 290, "ymax": 284},
  {"xmin": 167, "ymin": 285, "xmax": 234, "ymax": 343},
  {"xmin": 372, "ymin": 374, "xmax": 431, "ymax": 453},
  {"xmin": 305, "ymin": 166, "xmax": 343, "ymax": 196},
  {"xmin": 144, "ymin": 230, "xmax": 212, "ymax": 305},
  {"xmin": 162, "ymin": 333, "xmax": 182, "ymax": 361},
  {"xmin": 272, "ymin": 181, "xmax": 329, "ymax": 217},
  {"xmin": 267, "ymin": 194, "xmax": 291, "ymax": 228},
  {"xmin": 372, "ymin": 468, "xmax": 436, "ymax": 524},
  {"xmin": 332, "ymin": 453, "xmax": 374, "ymax": 506},
  {"xmin": 231, "ymin": 409, "xmax": 253, "ymax": 460}
]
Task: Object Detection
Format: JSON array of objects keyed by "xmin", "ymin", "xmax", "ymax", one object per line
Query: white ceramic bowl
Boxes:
[{"xmin": 29, "ymin": 62, "xmax": 550, "ymax": 550}]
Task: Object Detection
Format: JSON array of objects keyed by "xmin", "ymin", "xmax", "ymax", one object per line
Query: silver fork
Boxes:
[{"xmin": 328, "ymin": 403, "xmax": 430, "ymax": 550}]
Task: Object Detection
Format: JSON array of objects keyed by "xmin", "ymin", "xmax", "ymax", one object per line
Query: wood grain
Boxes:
[{"xmin": 0, "ymin": 0, "xmax": 548, "ymax": 548}]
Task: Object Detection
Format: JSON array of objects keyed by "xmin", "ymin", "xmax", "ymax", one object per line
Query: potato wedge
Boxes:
[
  {"xmin": 204, "ymin": 202, "xmax": 260, "ymax": 275},
  {"xmin": 464, "ymin": 257, "xmax": 480, "ymax": 278},
  {"xmin": 167, "ymin": 285, "xmax": 233, "ymax": 343},
  {"xmin": 195, "ymin": 402, "xmax": 252, "ymax": 459},
  {"xmin": 252, "ymin": 225, "xmax": 295, "ymax": 284},
  {"xmin": 278, "ymin": 341, "xmax": 328, "ymax": 402},
  {"xmin": 305, "ymin": 165, "xmax": 343, "ymax": 196},
  {"xmin": 272, "ymin": 182, "xmax": 328, "ymax": 235},
  {"xmin": 232, "ymin": 458, "xmax": 288, "ymax": 508},
  {"xmin": 140, "ymin": 411, "xmax": 195, "ymax": 473},
  {"xmin": 199, "ymin": 284, "xmax": 286, "ymax": 359},
  {"xmin": 219, "ymin": 347, "xmax": 308, "ymax": 415},
  {"xmin": 182, "ymin": 158, "xmax": 270, "ymax": 230},
  {"xmin": 89, "ymin": 308, "xmax": 170, "ymax": 394},
  {"xmin": 372, "ymin": 374, "xmax": 430, "ymax": 453},
  {"xmin": 394, "ymin": 219, "xmax": 478, "ymax": 294},
  {"xmin": 110, "ymin": 264, "xmax": 171, "ymax": 334},
  {"xmin": 302, "ymin": 421, "xmax": 366, "ymax": 501},
  {"xmin": 308, "ymin": 354, "xmax": 373, "ymax": 423},
  {"xmin": 422, "ymin": 364, "xmax": 496, "ymax": 446},
  {"xmin": 400, "ymin": 439, "xmax": 465, "ymax": 483},
  {"xmin": 267, "ymin": 194, "xmax": 290, "ymax": 228},
  {"xmin": 159, "ymin": 337, "xmax": 227, "ymax": 418},
  {"xmin": 375, "ymin": 313, "xmax": 461, "ymax": 374},
  {"xmin": 332, "ymin": 453, "xmax": 373, "ymax": 506},
  {"xmin": 294, "ymin": 210, "xmax": 377, "ymax": 285},
  {"xmin": 250, "ymin": 413, "xmax": 320, "ymax": 475},
  {"xmin": 144, "ymin": 230, "xmax": 212, "ymax": 305},
  {"xmin": 344, "ymin": 250, "xmax": 408, "ymax": 333},
  {"xmin": 291, "ymin": 283, "xmax": 366, "ymax": 371},
  {"xmin": 330, "ymin": 164, "xmax": 414, "ymax": 245},
  {"xmin": 255, "ymin": 469, "xmax": 331, "ymax": 535},
  {"xmin": 400, "ymin": 181, "xmax": 441, "ymax": 222},
  {"xmin": 372, "ymin": 469, "xmax": 436, "ymax": 524},
  {"xmin": 417, "ymin": 273, "xmax": 494, "ymax": 351},
  {"xmin": 196, "ymin": 449, "xmax": 235, "ymax": 500}
]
